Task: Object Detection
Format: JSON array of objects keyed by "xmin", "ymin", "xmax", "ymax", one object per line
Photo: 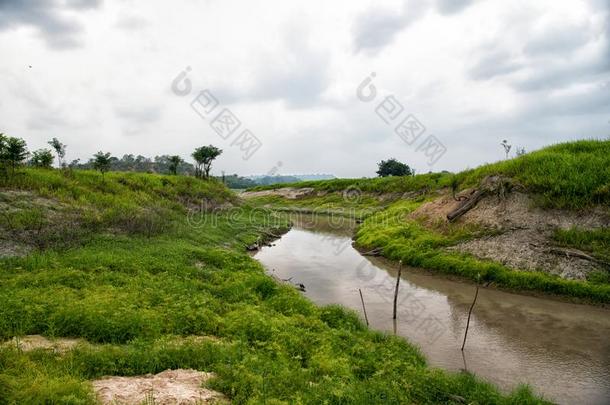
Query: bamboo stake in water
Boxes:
[
  {"xmin": 358, "ymin": 288, "xmax": 369, "ymax": 327},
  {"xmin": 393, "ymin": 260, "xmax": 403, "ymax": 320},
  {"xmin": 461, "ymin": 284, "xmax": 479, "ymax": 351}
]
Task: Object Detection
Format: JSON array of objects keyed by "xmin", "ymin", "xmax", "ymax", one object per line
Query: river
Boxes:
[{"xmin": 254, "ymin": 214, "xmax": 610, "ymax": 405}]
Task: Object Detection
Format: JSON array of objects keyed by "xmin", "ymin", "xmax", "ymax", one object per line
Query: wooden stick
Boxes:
[
  {"xmin": 461, "ymin": 284, "xmax": 479, "ymax": 351},
  {"xmin": 358, "ymin": 288, "xmax": 369, "ymax": 326},
  {"xmin": 393, "ymin": 260, "xmax": 403, "ymax": 320}
]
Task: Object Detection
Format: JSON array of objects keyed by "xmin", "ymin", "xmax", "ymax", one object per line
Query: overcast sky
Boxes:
[{"xmin": 1, "ymin": 0, "xmax": 609, "ymax": 177}]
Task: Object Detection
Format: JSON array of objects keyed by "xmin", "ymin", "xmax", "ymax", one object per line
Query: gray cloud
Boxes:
[
  {"xmin": 352, "ymin": 0, "xmax": 474, "ymax": 53},
  {"xmin": 246, "ymin": 55, "xmax": 330, "ymax": 108},
  {"xmin": 114, "ymin": 104, "xmax": 163, "ymax": 137},
  {"xmin": 0, "ymin": 0, "xmax": 103, "ymax": 49},
  {"xmin": 468, "ymin": 50, "xmax": 522, "ymax": 80},
  {"xmin": 513, "ymin": 59, "xmax": 609, "ymax": 92},
  {"xmin": 469, "ymin": 8, "xmax": 610, "ymax": 93},
  {"xmin": 215, "ymin": 24, "xmax": 331, "ymax": 108},
  {"xmin": 435, "ymin": 0, "xmax": 473, "ymax": 15},
  {"xmin": 523, "ymin": 25, "xmax": 590, "ymax": 56},
  {"xmin": 353, "ymin": 9, "xmax": 409, "ymax": 53},
  {"xmin": 66, "ymin": 0, "xmax": 102, "ymax": 9},
  {"xmin": 352, "ymin": 0, "xmax": 428, "ymax": 54},
  {"xmin": 115, "ymin": 104, "xmax": 162, "ymax": 123}
]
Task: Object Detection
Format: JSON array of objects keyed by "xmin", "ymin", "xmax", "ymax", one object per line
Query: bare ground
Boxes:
[
  {"xmin": 92, "ymin": 369, "xmax": 227, "ymax": 405},
  {"xmin": 1, "ymin": 335, "xmax": 83, "ymax": 353},
  {"xmin": 411, "ymin": 191, "xmax": 610, "ymax": 280},
  {"xmin": 242, "ymin": 187, "xmax": 319, "ymax": 200}
]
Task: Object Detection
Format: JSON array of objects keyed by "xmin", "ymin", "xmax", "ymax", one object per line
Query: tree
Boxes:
[
  {"xmin": 515, "ymin": 146, "xmax": 526, "ymax": 157},
  {"xmin": 168, "ymin": 155, "xmax": 182, "ymax": 175},
  {"xmin": 48, "ymin": 137, "xmax": 67, "ymax": 168},
  {"xmin": 92, "ymin": 151, "xmax": 112, "ymax": 176},
  {"xmin": 376, "ymin": 158, "xmax": 412, "ymax": 177},
  {"xmin": 30, "ymin": 149, "xmax": 54, "ymax": 168},
  {"xmin": 192, "ymin": 145, "xmax": 222, "ymax": 179},
  {"xmin": 0, "ymin": 135, "xmax": 28, "ymax": 172},
  {"xmin": 501, "ymin": 140, "xmax": 512, "ymax": 159}
]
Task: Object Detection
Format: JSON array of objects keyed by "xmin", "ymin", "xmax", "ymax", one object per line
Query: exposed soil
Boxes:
[
  {"xmin": 0, "ymin": 239, "xmax": 32, "ymax": 257},
  {"xmin": 2, "ymin": 335, "xmax": 82, "ymax": 353},
  {"xmin": 92, "ymin": 369, "xmax": 227, "ymax": 405},
  {"xmin": 242, "ymin": 187, "xmax": 319, "ymax": 199},
  {"xmin": 412, "ymin": 191, "xmax": 610, "ymax": 280}
]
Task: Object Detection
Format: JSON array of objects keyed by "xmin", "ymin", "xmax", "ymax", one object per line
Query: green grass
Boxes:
[
  {"xmin": 456, "ymin": 139, "xmax": 610, "ymax": 209},
  {"xmin": 245, "ymin": 140, "xmax": 610, "ymax": 303},
  {"xmin": 245, "ymin": 192, "xmax": 389, "ymax": 219},
  {"xmin": 0, "ymin": 168, "xmax": 549, "ymax": 403},
  {"xmin": 249, "ymin": 139, "xmax": 610, "ymax": 209},
  {"xmin": 249, "ymin": 171, "xmax": 453, "ymax": 195},
  {"xmin": 354, "ymin": 200, "xmax": 610, "ymax": 304},
  {"xmin": 553, "ymin": 227, "xmax": 610, "ymax": 262},
  {"xmin": 552, "ymin": 227, "xmax": 610, "ymax": 284}
]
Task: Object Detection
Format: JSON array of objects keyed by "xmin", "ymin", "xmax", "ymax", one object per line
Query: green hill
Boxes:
[
  {"xmin": 249, "ymin": 139, "xmax": 610, "ymax": 209},
  {"xmin": 0, "ymin": 168, "xmax": 547, "ymax": 403}
]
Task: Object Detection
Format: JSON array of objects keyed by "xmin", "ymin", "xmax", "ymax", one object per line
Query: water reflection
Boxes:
[{"xmin": 255, "ymin": 215, "xmax": 610, "ymax": 405}]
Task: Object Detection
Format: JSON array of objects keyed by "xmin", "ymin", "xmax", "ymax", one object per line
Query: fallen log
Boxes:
[
  {"xmin": 447, "ymin": 189, "xmax": 488, "ymax": 222},
  {"xmin": 546, "ymin": 247, "xmax": 610, "ymax": 267}
]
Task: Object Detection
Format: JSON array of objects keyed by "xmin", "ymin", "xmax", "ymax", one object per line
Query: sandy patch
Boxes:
[
  {"xmin": 446, "ymin": 229, "xmax": 600, "ymax": 280},
  {"xmin": 413, "ymin": 191, "xmax": 609, "ymax": 230},
  {"xmin": 242, "ymin": 187, "xmax": 317, "ymax": 200},
  {"xmin": 2, "ymin": 335, "xmax": 82, "ymax": 353},
  {"xmin": 0, "ymin": 239, "xmax": 32, "ymax": 257},
  {"xmin": 92, "ymin": 369, "xmax": 227, "ymax": 404}
]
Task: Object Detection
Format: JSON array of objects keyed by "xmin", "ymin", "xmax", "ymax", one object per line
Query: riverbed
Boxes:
[{"xmin": 254, "ymin": 214, "xmax": 610, "ymax": 405}]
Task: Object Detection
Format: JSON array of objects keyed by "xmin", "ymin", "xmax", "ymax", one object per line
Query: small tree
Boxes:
[
  {"xmin": 168, "ymin": 155, "xmax": 183, "ymax": 175},
  {"xmin": 500, "ymin": 140, "xmax": 512, "ymax": 160},
  {"xmin": 48, "ymin": 137, "xmax": 67, "ymax": 168},
  {"xmin": 1, "ymin": 135, "xmax": 28, "ymax": 173},
  {"xmin": 192, "ymin": 145, "xmax": 222, "ymax": 179},
  {"xmin": 515, "ymin": 146, "xmax": 526, "ymax": 157},
  {"xmin": 92, "ymin": 151, "xmax": 112, "ymax": 176},
  {"xmin": 30, "ymin": 149, "xmax": 54, "ymax": 168},
  {"xmin": 376, "ymin": 158, "xmax": 412, "ymax": 177}
]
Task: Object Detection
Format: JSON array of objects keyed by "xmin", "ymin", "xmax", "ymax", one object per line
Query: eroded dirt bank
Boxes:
[{"xmin": 413, "ymin": 189, "xmax": 610, "ymax": 280}]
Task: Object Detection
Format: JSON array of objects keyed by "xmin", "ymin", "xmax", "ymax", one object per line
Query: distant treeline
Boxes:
[
  {"xmin": 69, "ymin": 154, "xmax": 196, "ymax": 176},
  {"xmin": 68, "ymin": 154, "xmax": 334, "ymax": 188}
]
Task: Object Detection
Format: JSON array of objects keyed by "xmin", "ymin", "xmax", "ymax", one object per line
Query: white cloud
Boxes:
[{"xmin": 0, "ymin": 0, "xmax": 608, "ymax": 177}]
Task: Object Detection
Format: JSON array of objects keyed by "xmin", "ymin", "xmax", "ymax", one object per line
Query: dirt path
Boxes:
[{"xmin": 92, "ymin": 369, "xmax": 227, "ymax": 404}]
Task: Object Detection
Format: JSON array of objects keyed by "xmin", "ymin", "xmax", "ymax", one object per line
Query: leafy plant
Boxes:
[
  {"xmin": 192, "ymin": 145, "xmax": 222, "ymax": 179},
  {"xmin": 0, "ymin": 134, "xmax": 28, "ymax": 175},
  {"xmin": 30, "ymin": 149, "xmax": 54, "ymax": 168},
  {"xmin": 376, "ymin": 158, "xmax": 412, "ymax": 177},
  {"xmin": 168, "ymin": 155, "xmax": 182, "ymax": 175},
  {"xmin": 48, "ymin": 137, "xmax": 67, "ymax": 168},
  {"xmin": 92, "ymin": 151, "xmax": 112, "ymax": 176}
]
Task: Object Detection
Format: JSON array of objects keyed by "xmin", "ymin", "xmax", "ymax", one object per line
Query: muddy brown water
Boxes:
[{"xmin": 255, "ymin": 214, "xmax": 610, "ymax": 405}]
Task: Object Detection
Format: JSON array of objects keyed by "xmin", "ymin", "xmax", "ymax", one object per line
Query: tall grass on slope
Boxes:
[
  {"xmin": 457, "ymin": 139, "xmax": 610, "ymax": 209},
  {"xmin": 249, "ymin": 139, "xmax": 610, "ymax": 209}
]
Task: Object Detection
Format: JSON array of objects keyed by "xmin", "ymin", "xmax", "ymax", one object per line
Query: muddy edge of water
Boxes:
[{"xmin": 254, "ymin": 213, "xmax": 610, "ymax": 405}]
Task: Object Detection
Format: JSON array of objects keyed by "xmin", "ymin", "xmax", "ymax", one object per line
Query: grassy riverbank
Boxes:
[
  {"xmin": 249, "ymin": 140, "xmax": 610, "ymax": 209},
  {"xmin": 354, "ymin": 199, "xmax": 610, "ymax": 304},
  {"xmin": 245, "ymin": 140, "xmax": 610, "ymax": 304},
  {"xmin": 0, "ymin": 169, "xmax": 547, "ymax": 403}
]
